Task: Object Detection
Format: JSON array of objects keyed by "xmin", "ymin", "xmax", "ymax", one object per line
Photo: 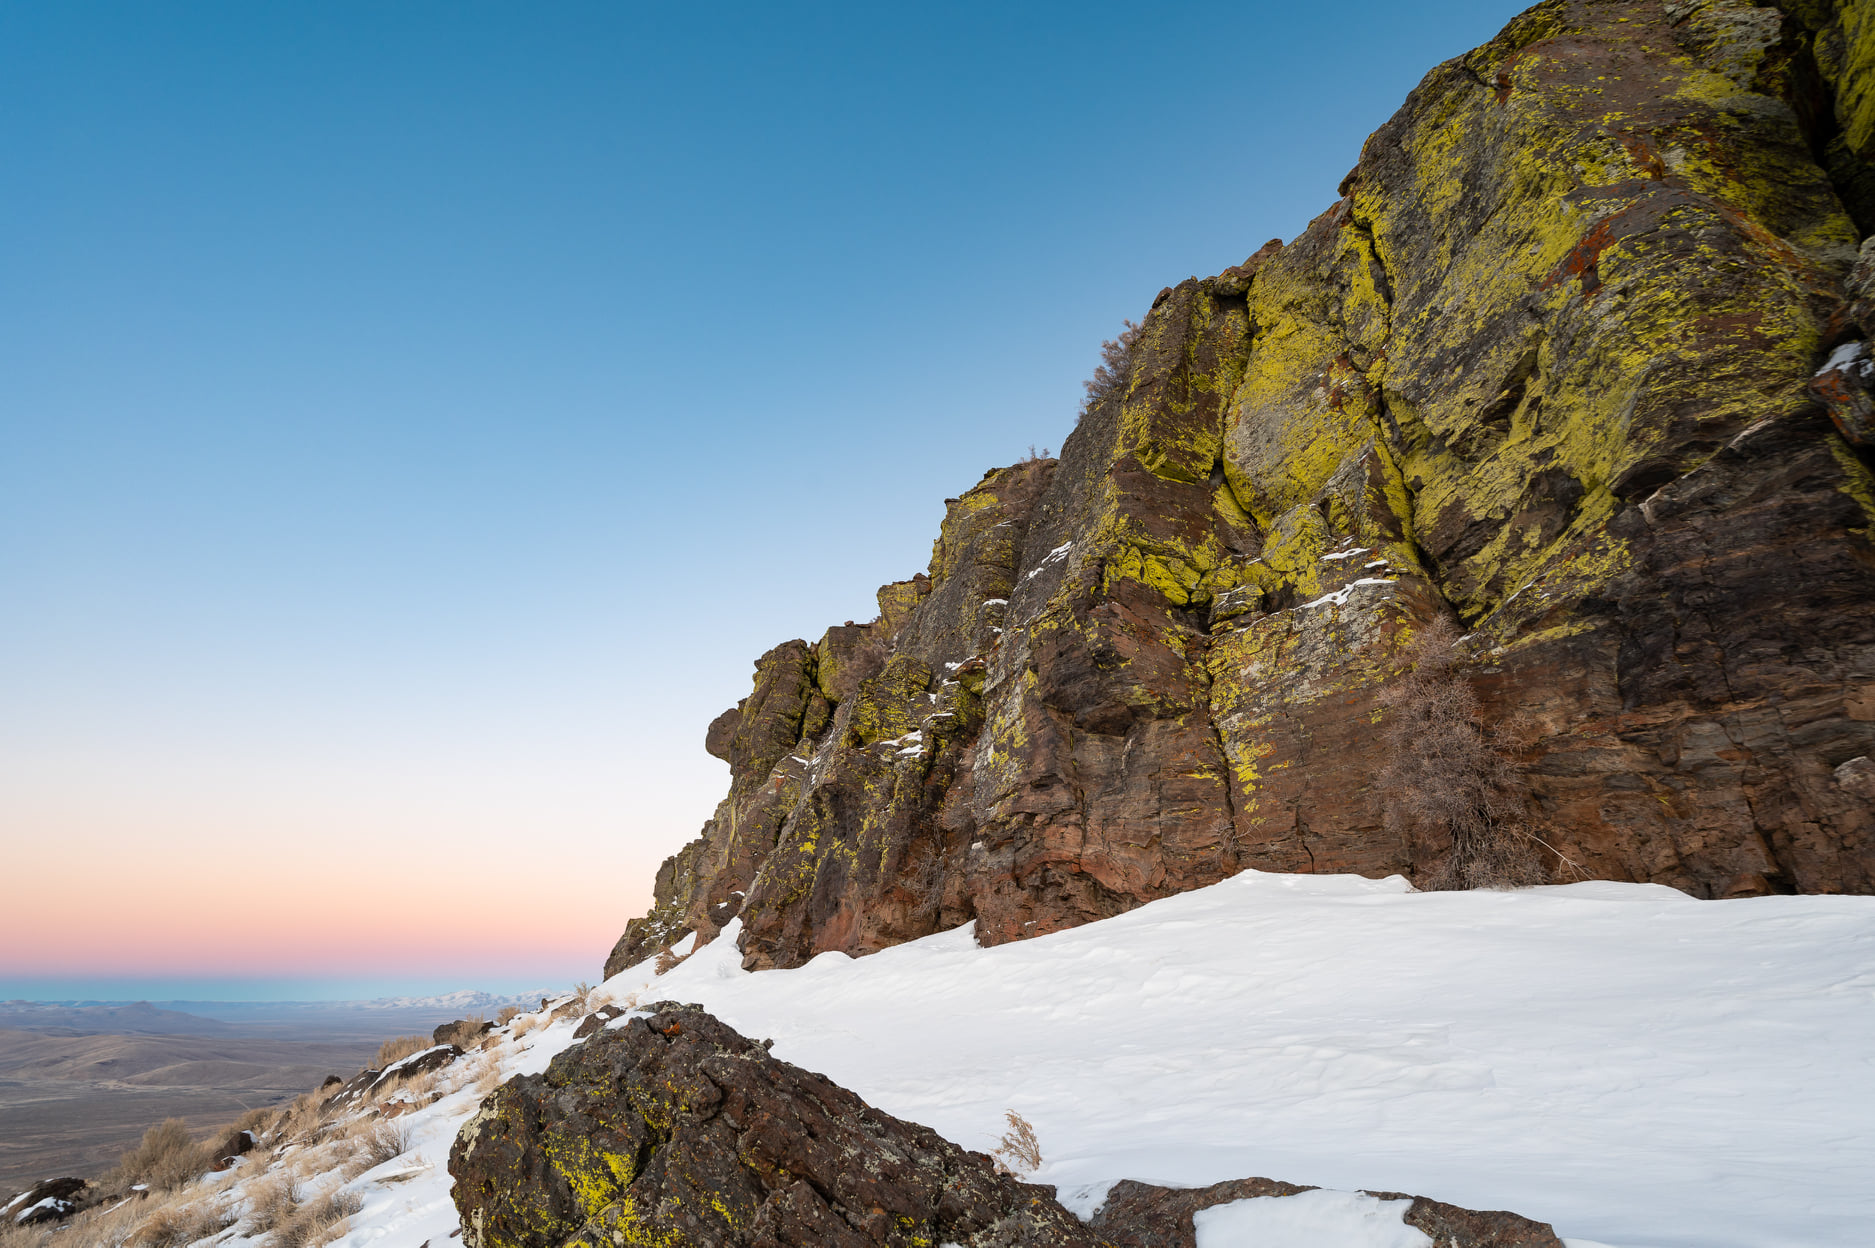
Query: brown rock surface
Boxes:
[
  {"xmin": 449, "ymin": 1004, "xmax": 1566, "ymax": 1248},
  {"xmin": 608, "ymin": 0, "xmax": 1875, "ymax": 978},
  {"xmin": 1091, "ymin": 1177, "xmax": 1564, "ymax": 1248},
  {"xmin": 448, "ymin": 1004, "xmax": 1111, "ymax": 1248}
]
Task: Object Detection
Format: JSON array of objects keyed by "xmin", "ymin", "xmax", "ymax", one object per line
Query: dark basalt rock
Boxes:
[
  {"xmin": 210, "ymin": 1128, "xmax": 257, "ymax": 1171},
  {"xmin": 325, "ymin": 1043, "xmax": 462, "ymax": 1115},
  {"xmin": 4, "ymin": 1178, "xmax": 88, "ymax": 1227},
  {"xmin": 1091, "ymin": 1176, "xmax": 1565, "ymax": 1248},
  {"xmin": 448, "ymin": 1004, "xmax": 1109, "ymax": 1248},
  {"xmin": 450, "ymin": 1006, "xmax": 1573, "ymax": 1248},
  {"xmin": 435, "ymin": 1018, "xmax": 497, "ymax": 1047}
]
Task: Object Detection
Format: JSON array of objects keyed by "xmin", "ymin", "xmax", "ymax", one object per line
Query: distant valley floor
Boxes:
[{"xmin": 0, "ymin": 1028, "xmax": 380, "ymax": 1193}]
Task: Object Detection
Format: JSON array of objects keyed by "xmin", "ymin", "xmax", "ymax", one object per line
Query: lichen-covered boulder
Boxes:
[{"xmin": 448, "ymin": 1004, "xmax": 1111, "ymax": 1248}]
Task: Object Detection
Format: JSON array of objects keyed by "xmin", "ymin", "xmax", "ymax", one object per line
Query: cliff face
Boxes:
[{"xmin": 609, "ymin": 0, "xmax": 1875, "ymax": 978}]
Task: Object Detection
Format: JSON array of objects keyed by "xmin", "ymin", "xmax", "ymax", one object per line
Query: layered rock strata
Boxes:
[{"xmin": 610, "ymin": 0, "xmax": 1875, "ymax": 977}]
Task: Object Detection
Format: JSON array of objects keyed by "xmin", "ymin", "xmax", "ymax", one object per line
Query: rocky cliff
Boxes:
[{"xmin": 609, "ymin": 0, "xmax": 1875, "ymax": 977}]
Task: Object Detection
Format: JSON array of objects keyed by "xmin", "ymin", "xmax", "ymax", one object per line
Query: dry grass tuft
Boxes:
[
  {"xmin": 123, "ymin": 1196, "xmax": 235, "ymax": 1248},
  {"xmin": 373, "ymin": 1034, "xmax": 430, "ymax": 1068},
  {"xmin": 271, "ymin": 1189, "xmax": 363, "ymax": 1248},
  {"xmin": 991, "ymin": 1110, "xmax": 1043, "ymax": 1176},
  {"xmin": 433, "ymin": 1015, "xmax": 487, "ymax": 1049},
  {"xmin": 346, "ymin": 1119, "xmax": 411, "ymax": 1174},
  {"xmin": 118, "ymin": 1119, "xmax": 215, "ymax": 1191},
  {"xmin": 496, "ymin": 1006, "xmax": 521, "ymax": 1026},
  {"xmin": 243, "ymin": 1172, "xmax": 299, "ymax": 1235},
  {"xmin": 230, "ymin": 1105, "xmax": 278, "ymax": 1140}
]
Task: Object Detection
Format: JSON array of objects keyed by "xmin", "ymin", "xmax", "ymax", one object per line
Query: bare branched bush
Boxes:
[
  {"xmin": 1079, "ymin": 318, "xmax": 1142, "ymax": 423},
  {"xmin": 991, "ymin": 1110, "xmax": 1043, "ymax": 1176},
  {"xmin": 496, "ymin": 1006, "xmax": 521, "ymax": 1026},
  {"xmin": 373, "ymin": 1035, "xmax": 429, "ymax": 1068},
  {"xmin": 1378, "ymin": 616, "xmax": 1550, "ymax": 890},
  {"xmin": 118, "ymin": 1119, "xmax": 214, "ymax": 1191}
]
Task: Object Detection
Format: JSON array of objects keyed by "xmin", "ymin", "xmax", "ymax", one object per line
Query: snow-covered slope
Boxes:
[
  {"xmin": 177, "ymin": 871, "xmax": 1873, "ymax": 1248},
  {"xmin": 598, "ymin": 871, "xmax": 1875, "ymax": 1248}
]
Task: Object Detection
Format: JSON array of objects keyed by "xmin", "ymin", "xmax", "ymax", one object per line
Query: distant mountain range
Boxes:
[{"xmin": 0, "ymin": 991, "xmax": 551, "ymax": 1038}]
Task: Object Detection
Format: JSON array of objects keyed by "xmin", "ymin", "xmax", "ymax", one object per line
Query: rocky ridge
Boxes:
[{"xmin": 610, "ymin": 0, "xmax": 1875, "ymax": 977}]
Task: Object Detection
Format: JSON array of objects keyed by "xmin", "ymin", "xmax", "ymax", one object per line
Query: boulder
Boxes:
[
  {"xmin": 435, "ymin": 1018, "xmax": 496, "ymax": 1047},
  {"xmin": 452, "ymin": 1006, "xmax": 1575, "ymax": 1248},
  {"xmin": 210, "ymin": 1127, "xmax": 257, "ymax": 1170},
  {"xmin": 449, "ymin": 1004, "xmax": 1107, "ymax": 1248},
  {"xmin": 4, "ymin": 1178, "xmax": 87, "ymax": 1227},
  {"xmin": 570, "ymin": 1004, "xmax": 625, "ymax": 1038},
  {"xmin": 1090, "ymin": 1176, "xmax": 1563, "ymax": 1248},
  {"xmin": 325, "ymin": 1044, "xmax": 462, "ymax": 1115}
]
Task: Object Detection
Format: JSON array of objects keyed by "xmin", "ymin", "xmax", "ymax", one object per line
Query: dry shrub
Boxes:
[
  {"xmin": 119, "ymin": 1119, "xmax": 215, "ymax": 1191},
  {"xmin": 230, "ymin": 1105, "xmax": 277, "ymax": 1139},
  {"xmin": 510, "ymin": 1013, "xmax": 539, "ymax": 1038},
  {"xmin": 272, "ymin": 1189, "xmax": 362, "ymax": 1248},
  {"xmin": 474, "ymin": 1055, "xmax": 504, "ymax": 1096},
  {"xmin": 991, "ymin": 1110, "xmax": 1042, "ymax": 1176},
  {"xmin": 496, "ymin": 1006, "xmax": 521, "ymax": 1026},
  {"xmin": 347, "ymin": 1119, "xmax": 411, "ymax": 1173},
  {"xmin": 273, "ymin": 1084, "xmax": 341, "ymax": 1147},
  {"xmin": 123, "ymin": 1196, "xmax": 234, "ymax": 1248},
  {"xmin": 244, "ymin": 1172, "xmax": 298, "ymax": 1235},
  {"xmin": 377, "ymin": 1065, "xmax": 439, "ymax": 1108},
  {"xmin": 434, "ymin": 1015, "xmax": 487, "ymax": 1049},
  {"xmin": 653, "ymin": 948, "xmax": 690, "ymax": 976},
  {"xmin": 1079, "ymin": 318, "xmax": 1142, "ymax": 423},
  {"xmin": 1378, "ymin": 616, "xmax": 1560, "ymax": 890},
  {"xmin": 373, "ymin": 1035, "xmax": 429, "ymax": 1068}
]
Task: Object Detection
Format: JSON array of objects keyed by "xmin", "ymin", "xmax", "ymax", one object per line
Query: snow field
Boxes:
[
  {"xmin": 599, "ymin": 870, "xmax": 1875, "ymax": 1248},
  {"xmin": 191, "ymin": 869, "xmax": 1873, "ymax": 1248}
]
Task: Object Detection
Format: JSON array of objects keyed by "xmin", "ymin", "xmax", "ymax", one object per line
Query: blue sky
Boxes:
[{"xmin": 0, "ymin": 0, "xmax": 1528, "ymax": 999}]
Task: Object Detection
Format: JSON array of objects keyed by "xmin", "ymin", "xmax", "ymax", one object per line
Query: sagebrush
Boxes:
[
  {"xmin": 373, "ymin": 1034, "xmax": 429, "ymax": 1068},
  {"xmin": 117, "ymin": 1119, "xmax": 214, "ymax": 1191}
]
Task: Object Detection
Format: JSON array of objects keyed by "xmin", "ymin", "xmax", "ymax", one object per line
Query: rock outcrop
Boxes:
[
  {"xmin": 449, "ymin": 1004, "xmax": 1568, "ymax": 1248},
  {"xmin": 610, "ymin": 0, "xmax": 1875, "ymax": 977},
  {"xmin": 3, "ymin": 1178, "xmax": 88, "ymax": 1228},
  {"xmin": 449, "ymin": 1004, "xmax": 1110, "ymax": 1248},
  {"xmin": 1090, "ymin": 1177, "xmax": 1564, "ymax": 1248}
]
